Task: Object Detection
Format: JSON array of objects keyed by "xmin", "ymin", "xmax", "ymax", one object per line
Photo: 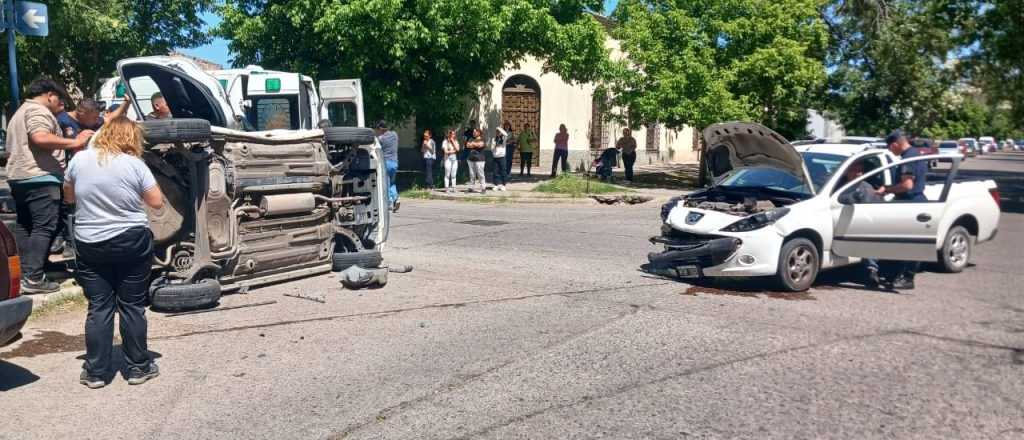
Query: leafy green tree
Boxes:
[
  {"xmin": 965, "ymin": 0, "xmax": 1024, "ymax": 124},
  {"xmin": 0, "ymin": 0, "xmax": 213, "ymax": 111},
  {"xmin": 599, "ymin": 0, "xmax": 828, "ymax": 139},
  {"xmin": 823, "ymin": 0, "xmax": 966, "ymax": 135},
  {"xmin": 218, "ymin": 0, "xmax": 609, "ymax": 131}
]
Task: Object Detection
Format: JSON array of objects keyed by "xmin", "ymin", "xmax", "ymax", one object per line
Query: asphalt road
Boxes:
[{"xmin": 1, "ymin": 153, "xmax": 1022, "ymax": 440}]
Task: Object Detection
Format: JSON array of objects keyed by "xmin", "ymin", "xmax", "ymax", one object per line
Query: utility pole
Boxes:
[{"xmin": 5, "ymin": 0, "xmax": 21, "ymax": 105}]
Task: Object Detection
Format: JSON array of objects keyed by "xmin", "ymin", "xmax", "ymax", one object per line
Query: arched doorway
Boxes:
[{"xmin": 501, "ymin": 75, "xmax": 541, "ymax": 168}]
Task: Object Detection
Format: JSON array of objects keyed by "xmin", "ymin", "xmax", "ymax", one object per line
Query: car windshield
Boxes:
[{"xmin": 715, "ymin": 167, "xmax": 811, "ymax": 195}]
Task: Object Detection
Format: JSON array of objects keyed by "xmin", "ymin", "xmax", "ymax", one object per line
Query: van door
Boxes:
[
  {"xmin": 319, "ymin": 79, "xmax": 364, "ymax": 128},
  {"xmin": 117, "ymin": 57, "xmax": 237, "ymax": 129},
  {"xmin": 245, "ymin": 73, "xmax": 303, "ymax": 130}
]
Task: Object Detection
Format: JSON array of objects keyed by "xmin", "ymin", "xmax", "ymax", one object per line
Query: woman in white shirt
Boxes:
[
  {"xmin": 442, "ymin": 130, "xmax": 461, "ymax": 193},
  {"xmin": 421, "ymin": 129, "xmax": 437, "ymax": 189},
  {"xmin": 492, "ymin": 126, "xmax": 509, "ymax": 191}
]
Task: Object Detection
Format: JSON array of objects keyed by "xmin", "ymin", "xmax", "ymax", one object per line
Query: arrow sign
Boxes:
[{"xmin": 14, "ymin": 1, "xmax": 48, "ymax": 37}]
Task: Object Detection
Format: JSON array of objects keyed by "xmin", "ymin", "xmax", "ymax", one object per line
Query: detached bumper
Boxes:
[{"xmin": 648, "ymin": 237, "xmax": 741, "ymax": 268}]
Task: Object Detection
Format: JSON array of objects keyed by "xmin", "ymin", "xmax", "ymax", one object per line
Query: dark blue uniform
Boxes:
[
  {"xmin": 56, "ymin": 112, "xmax": 103, "ymax": 139},
  {"xmin": 891, "ymin": 147, "xmax": 928, "ymax": 202}
]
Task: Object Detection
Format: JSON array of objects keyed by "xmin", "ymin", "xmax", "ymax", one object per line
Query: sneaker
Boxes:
[
  {"xmin": 21, "ymin": 277, "xmax": 60, "ymax": 295},
  {"xmin": 890, "ymin": 275, "xmax": 915, "ymax": 290},
  {"xmin": 126, "ymin": 363, "xmax": 160, "ymax": 385},
  {"xmin": 80, "ymin": 370, "xmax": 105, "ymax": 389}
]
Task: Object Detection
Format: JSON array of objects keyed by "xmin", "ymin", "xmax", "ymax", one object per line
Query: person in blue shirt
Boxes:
[
  {"xmin": 57, "ymin": 99, "xmax": 104, "ymax": 139},
  {"xmin": 874, "ymin": 130, "xmax": 927, "ymax": 289}
]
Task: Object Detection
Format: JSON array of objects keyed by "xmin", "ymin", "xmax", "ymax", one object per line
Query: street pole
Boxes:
[{"xmin": 5, "ymin": 0, "xmax": 19, "ymax": 106}]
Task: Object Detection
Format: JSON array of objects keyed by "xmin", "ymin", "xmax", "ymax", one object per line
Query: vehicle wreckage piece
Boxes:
[{"xmin": 338, "ymin": 265, "xmax": 388, "ymax": 289}]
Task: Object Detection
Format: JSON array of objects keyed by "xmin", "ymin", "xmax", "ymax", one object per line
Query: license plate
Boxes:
[{"xmin": 675, "ymin": 265, "xmax": 701, "ymax": 278}]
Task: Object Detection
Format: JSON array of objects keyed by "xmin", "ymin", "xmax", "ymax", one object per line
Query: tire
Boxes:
[
  {"xmin": 775, "ymin": 238, "xmax": 819, "ymax": 292},
  {"xmin": 141, "ymin": 118, "xmax": 212, "ymax": 144},
  {"xmin": 150, "ymin": 279, "xmax": 222, "ymax": 312},
  {"xmin": 332, "ymin": 250, "xmax": 383, "ymax": 272},
  {"xmin": 937, "ymin": 225, "xmax": 971, "ymax": 273},
  {"xmin": 324, "ymin": 127, "xmax": 376, "ymax": 146}
]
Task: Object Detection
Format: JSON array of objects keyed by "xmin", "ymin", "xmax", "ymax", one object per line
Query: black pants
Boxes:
[
  {"xmin": 11, "ymin": 183, "xmax": 61, "ymax": 281},
  {"xmin": 423, "ymin": 158, "xmax": 435, "ymax": 188},
  {"xmin": 505, "ymin": 145, "xmax": 516, "ymax": 175},
  {"xmin": 551, "ymin": 149, "xmax": 569, "ymax": 176},
  {"xmin": 622, "ymin": 152, "xmax": 637, "ymax": 181},
  {"xmin": 492, "ymin": 156, "xmax": 508, "ymax": 185},
  {"xmin": 76, "ymin": 227, "xmax": 154, "ymax": 375},
  {"xmin": 520, "ymin": 152, "xmax": 533, "ymax": 176}
]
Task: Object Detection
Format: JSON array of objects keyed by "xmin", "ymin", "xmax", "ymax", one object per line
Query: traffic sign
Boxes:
[{"xmin": 14, "ymin": 1, "xmax": 46, "ymax": 37}]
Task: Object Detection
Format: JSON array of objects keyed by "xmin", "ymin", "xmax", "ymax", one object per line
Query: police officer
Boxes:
[{"xmin": 874, "ymin": 129, "xmax": 927, "ymax": 289}]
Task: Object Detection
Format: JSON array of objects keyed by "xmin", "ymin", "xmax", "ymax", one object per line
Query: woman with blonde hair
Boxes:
[{"xmin": 63, "ymin": 116, "xmax": 165, "ymax": 389}]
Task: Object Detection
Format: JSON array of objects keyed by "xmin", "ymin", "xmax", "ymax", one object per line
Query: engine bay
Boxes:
[{"xmin": 682, "ymin": 186, "xmax": 805, "ymax": 216}]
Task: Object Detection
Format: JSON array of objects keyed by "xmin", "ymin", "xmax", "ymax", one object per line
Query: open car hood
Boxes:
[
  {"xmin": 117, "ymin": 56, "xmax": 237, "ymax": 129},
  {"xmin": 702, "ymin": 122, "xmax": 813, "ymax": 194}
]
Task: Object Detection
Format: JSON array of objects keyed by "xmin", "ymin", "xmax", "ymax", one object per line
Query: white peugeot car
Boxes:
[{"xmin": 648, "ymin": 122, "xmax": 1002, "ymax": 291}]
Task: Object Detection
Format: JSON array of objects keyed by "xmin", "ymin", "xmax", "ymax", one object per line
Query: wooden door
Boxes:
[{"xmin": 502, "ymin": 87, "xmax": 541, "ymax": 167}]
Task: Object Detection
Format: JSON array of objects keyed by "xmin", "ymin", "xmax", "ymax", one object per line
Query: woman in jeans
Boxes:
[
  {"xmin": 421, "ymin": 129, "xmax": 437, "ymax": 189},
  {"xmin": 491, "ymin": 126, "xmax": 509, "ymax": 191},
  {"xmin": 465, "ymin": 128, "xmax": 487, "ymax": 193},
  {"xmin": 442, "ymin": 130, "xmax": 461, "ymax": 193},
  {"xmin": 63, "ymin": 117, "xmax": 164, "ymax": 389}
]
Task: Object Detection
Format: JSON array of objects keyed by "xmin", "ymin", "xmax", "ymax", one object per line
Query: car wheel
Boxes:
[
  {"xmin": 141, "ymin": 118, "xmax": 212, "ymax": 144},
  {"xmin": 150, "ymin": 279, "xmax": 222, "ymax": 312},
  {"xmin": 324, "ymin": 127, "xmax": 376, "ymax": 146},
  {"xmin": 332, "ymin": 250, "xmax": 383, "ymax": 272},
  {"xmin": 776, "ymin": 238, "xmax": 819, "ymax": 292},
  {"xmin": 938, "ymin": 225, "xmax": 971, "ymax": 273}
]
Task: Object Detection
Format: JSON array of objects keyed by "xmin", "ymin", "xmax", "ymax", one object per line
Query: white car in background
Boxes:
[
  {"xmin": 648, "ymin": 122, "xmax": 1001, "ymax": 291},
  {"xmin": 979, "ymin": 136, "xmax": 997, "ymax": 153},
  {"xmin": 937, "ymin": 140, "xmax": 966, "ymax": 159}
]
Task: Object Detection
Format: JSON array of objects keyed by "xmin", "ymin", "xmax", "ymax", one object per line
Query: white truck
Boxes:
[{"xmin": 649, "ymin": 122, "xmax": 1002, "ymax": 291}]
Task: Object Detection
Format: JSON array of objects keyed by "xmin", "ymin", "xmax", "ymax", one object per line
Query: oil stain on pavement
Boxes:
[{"xmin": 0, "ymin": 331, "xmax": 83, "ymax": 360}]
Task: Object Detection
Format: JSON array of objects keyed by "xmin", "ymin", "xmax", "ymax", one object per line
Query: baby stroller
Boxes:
[{"xmin": 593, "ymin": 147, "xmax": 619, "ymax": 182}]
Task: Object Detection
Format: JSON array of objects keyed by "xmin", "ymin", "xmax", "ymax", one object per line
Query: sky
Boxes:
[{"xmin": 179, "ymin": 1, "xmax": 620, "ymax": 68}]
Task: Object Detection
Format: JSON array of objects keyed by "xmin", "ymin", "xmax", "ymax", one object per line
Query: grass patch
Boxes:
[
  {"xmin": 401, "ymin": 188, "xmax": 432, "ymax": 199},
  {"xmin": 29, "ymin": 284, "xmax": 87, "ymax": 319},
  {"xmin": 533, "ymin": 174, "xmax": 631, "ymax": 197}
]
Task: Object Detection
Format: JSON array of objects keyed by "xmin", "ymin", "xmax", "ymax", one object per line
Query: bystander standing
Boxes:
[
  {"xmin": 4, "ymin": 79, "xmax": 93, "ymax": 294},
  {"xmin": 421, "ymin": 129, "xmax": 436, "ymax": 189},
  {"xmin": 466, "ymin": 129, "xmax": 487, "ymax": 193},
  {"xmin": 64, "ymin": 117, "xmax": 164, "ymax": 389},
  {"xmin": 518, "ymin": 123, "xmax": 536, "ymax": 176},
  {"xmin": 442, "ymin": 130, "xmax": 460, "ymax": 193},
  {"xmin": 502, "ymin": 121, "xmax": 516, "ymax": 176},
  {"xmin": 376, "ymin": 121, "xmax": 400, "ymax": 212},
  {"xmin": 616, "ymin": 128, "xmax": 638, "ymax": 182},
  {"xmin": 492, "ymin": 126, "xmax": 509, "ymax": 191},
  {"xmin": 551, "ymin": 124, "xmax": 569, "ymax": 177}
]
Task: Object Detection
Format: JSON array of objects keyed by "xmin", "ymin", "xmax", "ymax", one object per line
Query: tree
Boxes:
[
  {"xmin": 823, "ymin": 0, "xmax": 965, "ymax": 135},
  {"xmin": 217, "ymin": 0, "xmax": 609, "ymax": 131},
  {"xmin": 599, "ymin": 0, "xmax": 828, "ymax": 139},
  {"xmin": 965, "ymin": 0, "xmax": 1024, "ymax": 124},
  {"xmin": 0, "ymin": 0, "xmax": 213, "ymax": 111}
]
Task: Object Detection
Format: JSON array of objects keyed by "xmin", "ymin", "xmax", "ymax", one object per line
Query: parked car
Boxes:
[
  {"xmin": 89, "ymin": 56, "xmax": 390, "ymax": 311},
  {"xmin": 648, "ymin": 122, "xmax": 1001, "ymax": 291},
  {"xmin": 1016, "ymin": 139, "xmax": 1024, "ymax": 151},
  {"xmin": 979, "ymin": 136, "xmax": 997, "ymax": 153},
  {"xmin": 0, "ymin": 222, "xmax": 30, "ymax": 346},
  {"xmin": 937, "ymin": 140, "xmax": 965, "ymax": 159},
  {"xmin": 958, "ymin": 138, "xmax": 979, "ymax": 157},
  {"xmin": 1001, "ymin": 139, "xmax": 1015, "ymax": 151}
]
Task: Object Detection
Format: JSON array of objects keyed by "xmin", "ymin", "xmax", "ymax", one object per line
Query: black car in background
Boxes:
[{"xmin": 0, "ymin": 222, "xmax": 30, "ymax": 346}]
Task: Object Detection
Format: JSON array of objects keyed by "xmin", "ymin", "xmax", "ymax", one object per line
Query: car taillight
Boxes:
[
  {"xmin": 8, "ymin": 256, "xmax": 20, "ymax": 299},
  {"xmin": 990, "ymin": 188, "xmax": 1001, "ymax": 208}
]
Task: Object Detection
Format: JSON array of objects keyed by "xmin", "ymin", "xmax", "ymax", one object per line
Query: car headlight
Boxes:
[
  {"xmin": 661, "ymin": 196, "xmax": 684, "ymax": 221},
  {"xmin": 720, "ymin": 208, "xmax": 791, "ymax": 232}
]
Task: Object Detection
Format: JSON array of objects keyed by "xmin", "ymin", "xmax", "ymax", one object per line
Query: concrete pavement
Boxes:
[{"xmin": 0, "ymin": 153, "xmax": 1022, "ymax": 439}]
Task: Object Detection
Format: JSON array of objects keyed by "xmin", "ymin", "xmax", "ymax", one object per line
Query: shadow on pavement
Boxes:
[{"xmin": 0, "ymin": 360, "xmax": 40, "ymax": 391}]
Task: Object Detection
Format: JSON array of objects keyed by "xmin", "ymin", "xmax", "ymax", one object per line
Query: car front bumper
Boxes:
[
  {"xmin": 0, "ymin": 295, "xmax": 32, "ymax": 346},
  {"xmin": 647, "ymin": 228, "xmax": 782, "ymax": 278}
]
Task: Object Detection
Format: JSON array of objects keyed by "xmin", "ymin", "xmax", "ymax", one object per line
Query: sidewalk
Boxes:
[{"xmin": 402, "ymin": 162, "xmax": 698, "ymax": 204}]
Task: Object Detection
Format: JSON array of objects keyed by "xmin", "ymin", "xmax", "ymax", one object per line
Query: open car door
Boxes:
[
  {"xmin": 319, "ymin": 79, "xmax": 365, "ymax": 128},
  {"xmin": 831, "ymin": 155, "xmax": 956, "ymax": 261},
  {"xmin": 117, "ymin": 57, "xmax": 237, "ymax": 129}
]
